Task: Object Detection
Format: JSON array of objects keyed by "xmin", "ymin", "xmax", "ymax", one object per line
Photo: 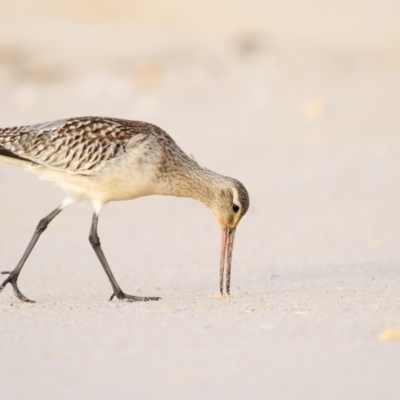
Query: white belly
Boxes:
[{"xmin": 25, "ymin": 155, "xmax": 160, "ymax": 204}]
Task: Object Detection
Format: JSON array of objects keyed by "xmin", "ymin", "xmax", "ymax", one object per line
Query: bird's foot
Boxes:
[
  {"xmin": 109, "ymin": 291, "xmax": 161, "ymax": 302},
  {"xmin": 0, "ymin": 271, "xmax": 35, "ymax": 303}
]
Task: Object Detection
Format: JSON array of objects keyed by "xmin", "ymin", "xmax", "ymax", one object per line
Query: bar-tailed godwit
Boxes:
[{"xmin": 0, "ymin": 117, "xmax": 249, "ymax": 303}]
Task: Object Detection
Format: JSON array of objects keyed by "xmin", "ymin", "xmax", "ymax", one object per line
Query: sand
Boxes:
[{"xmin": 0, "ymin": 1, "xmax": 400, "ymax": 399}]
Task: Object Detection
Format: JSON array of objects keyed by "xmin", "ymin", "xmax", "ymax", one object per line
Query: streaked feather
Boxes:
[{"xmin": 0, "ymin": 117, "xmax": 158, "ymax": 175}]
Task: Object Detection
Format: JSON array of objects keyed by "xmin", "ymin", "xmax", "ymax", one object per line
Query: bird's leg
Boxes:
[
  {"xmin": 0, "ymin": 206, "xmax": 64, "ymax": 303},
  {"xmin": 88, "ymin": 212, "xmax": 160, "ymax": 302}
]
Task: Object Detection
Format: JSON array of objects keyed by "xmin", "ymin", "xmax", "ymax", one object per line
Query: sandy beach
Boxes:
[{"xmin": 0, "ymin": 1, "xmax": 400, "ymax": 399}]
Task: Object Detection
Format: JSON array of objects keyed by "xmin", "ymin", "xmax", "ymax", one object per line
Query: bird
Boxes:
[{"xmin": 0, "ymin": 117, "xmax": 249, "ymax": 303}]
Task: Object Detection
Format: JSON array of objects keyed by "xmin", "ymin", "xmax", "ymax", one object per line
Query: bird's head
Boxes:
[
  {"xmin": 210, "ymin": 177, "xmax": 250, "ymax": 229},
  {"xmin": 208, "ymin": 177, "xmax": 249, "ymax": 297}
]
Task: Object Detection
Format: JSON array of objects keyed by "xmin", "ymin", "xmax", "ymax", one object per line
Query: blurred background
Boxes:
[{"xmin": 1, "ymin": 1, "xmax": 400, "ymax": 399}]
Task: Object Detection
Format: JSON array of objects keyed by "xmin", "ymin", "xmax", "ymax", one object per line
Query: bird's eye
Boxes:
[{"xmin": 232, "ymin": 204, "xmax": 240, "ymax": 213}]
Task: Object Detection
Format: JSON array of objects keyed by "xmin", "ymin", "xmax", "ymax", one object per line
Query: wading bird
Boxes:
[{"xmin": 0, "ymin": 117, "xmax": 249, "ymax": 302}]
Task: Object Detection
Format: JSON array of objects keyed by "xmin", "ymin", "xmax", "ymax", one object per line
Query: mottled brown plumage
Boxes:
[
  {"xmin": 0, "ymin": 117, "xmax": 249, "ymax": 303},
  {"xmin": 0, "ymin": 117, "xmax": 175, "ymax": 174}
]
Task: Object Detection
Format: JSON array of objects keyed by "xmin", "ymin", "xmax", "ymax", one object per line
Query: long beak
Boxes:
[{"xmin": 219, "ymin": 227, "xmax": 236, "ymax": 296}]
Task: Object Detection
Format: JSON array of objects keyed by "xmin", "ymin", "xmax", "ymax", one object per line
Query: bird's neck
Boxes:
[{"xmin": 156, "ymin": 159, "xmax": 223, "ymax": 208}]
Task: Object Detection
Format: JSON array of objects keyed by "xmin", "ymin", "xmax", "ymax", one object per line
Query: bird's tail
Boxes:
[{"xmin": 0, "ymin": 145, "xmax": 29, "ymax": 162}]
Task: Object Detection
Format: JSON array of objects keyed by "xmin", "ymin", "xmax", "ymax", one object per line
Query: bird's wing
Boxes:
[{"xmin": 0, "ymin": 117, "xmax": 152, "ymax": 175}]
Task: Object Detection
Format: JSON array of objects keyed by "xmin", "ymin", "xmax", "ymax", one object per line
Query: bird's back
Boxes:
[{"xmin": 0, "ymin": 117, "xmax": 179, "ymax": 175}]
